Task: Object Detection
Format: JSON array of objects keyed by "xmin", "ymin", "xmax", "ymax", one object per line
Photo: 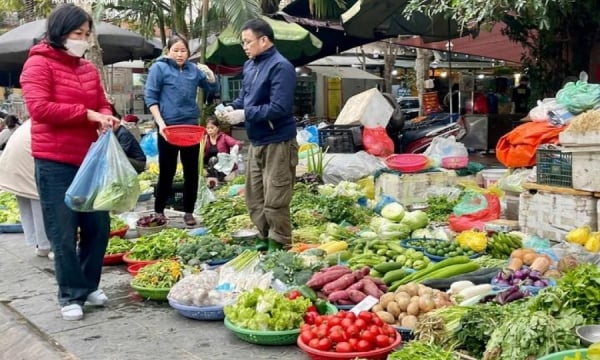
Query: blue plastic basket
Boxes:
[
  {"xmin": 168, "ymin": 298, "xmax": 225, "ymax": 320},
  {"xmin": 0, "ymin": 223, "xmax": 23, "ymax": 233},
  {"xmin": 425, "ymin": 251, "xmax": 480, "ymax": 262}
]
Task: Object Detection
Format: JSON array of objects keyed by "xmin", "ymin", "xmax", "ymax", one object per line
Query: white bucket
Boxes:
[{"xmin": 481, "ymin": 168, "xmax": 507, "ymax": 188}]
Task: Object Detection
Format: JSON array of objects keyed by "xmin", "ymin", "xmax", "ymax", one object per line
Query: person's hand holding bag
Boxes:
[
  {"xmin": 87, "ymin": 110, "xmax": 119, "ymax": 133},
  {"xmin": 223, "ymin": 109, "xmax": 245, "ymax": 125},
  {"xmin": 197, "ymin": 63, "xmax": 216, "ymax": 84}
]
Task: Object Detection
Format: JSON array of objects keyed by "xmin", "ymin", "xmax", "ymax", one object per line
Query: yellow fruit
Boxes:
[
  {"xmin": 565, "ymin": 226, "xmax": 591, "ymax": 245},
  {"xmin": 456, "ymin": 230, "xmax": 487, "ymax": 252},
  {"xmin": 584, "ymin": 233, "xmax": 600, "ymax": 253}
]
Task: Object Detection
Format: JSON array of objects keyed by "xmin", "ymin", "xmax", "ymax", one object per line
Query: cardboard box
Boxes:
[{"xmin": 374, "ymin": 170, "xmax": 457, "ymax": 207}]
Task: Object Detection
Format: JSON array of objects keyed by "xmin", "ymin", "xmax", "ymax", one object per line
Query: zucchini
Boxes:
[
  {"xmin": 382, "ymin": 268, "xmax": 412, "ymax": 285},
  {"xmin": 373, "ymin": 261, "xmax": 404, "ymax": 274},
  {"xmin": 421, "ymin": 267, "xmax": 501, "ymax": 291},
  {"xmin": 423, "ymin": 263, "xmax": 480, "ymax": 281},
  {"xmin": 395, "ymin": 256, "xmax": 471, "ymax": 286}
]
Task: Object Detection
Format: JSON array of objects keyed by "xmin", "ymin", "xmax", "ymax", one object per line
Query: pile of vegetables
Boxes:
[
  {"xmin": 136, "ymin": 214, "xmax": 167, "ymax": 228},
  {"xmin": 424, "ymin": 240, "xmax": 479, "ymax": 258},
  {"xmin": 131, "ymin": 259, "xmax": 183, "ymax": 289},
  {"xmin": 199, "ymin": 196, "xmax": 247, "ymax": 235},
  {"xmin": 0, "ymin": 192, "xmax": 20, "ymax": 224},
  {"xmin": 455, "ymin": 229, "xmax": 488, "ymax": 253},
  {"xmin": 128, "ymin": 228, "xmax": 190, "ymax": 260},
  {"xmin": 258, "ymin": 250, "xmax": 324, "ymax": 286},
  {"xmin": 176, "ymin": 235, "xmax": 241, "ymax": 265},
  {"xmin": 425, "ymin": 195, "xmax": 460, "ymax": 223},
  {"xmin": 389, "ymin": 340, "xmax": 457, "ymax": 359},
  {"xmin": 224, "ymin": 288, "xmax": 311, "ymax": 331},
  {"xmin": 109, "ymin": 215, "xmax": 127, "ymax": 232},
  {"xmin": 299, "ymin": 311, "xmax": 397, "ymax": 353},
  {"xmin": 167, "ymin": 270, "xmax": 235, "ymax": 306},
  {"xmin": 105, "ymin": 237, "xmax": 134, "ymax": 255}
]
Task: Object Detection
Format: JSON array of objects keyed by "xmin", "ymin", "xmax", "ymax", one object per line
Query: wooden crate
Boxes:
[{"xmin": 519, "ymin": 183, "xmax": 598, "ymax": 242}]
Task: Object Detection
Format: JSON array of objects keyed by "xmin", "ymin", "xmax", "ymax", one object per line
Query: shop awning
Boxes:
[{"xmin": 307, "ymin": 65, "xmax": 382, "ymax": 80}]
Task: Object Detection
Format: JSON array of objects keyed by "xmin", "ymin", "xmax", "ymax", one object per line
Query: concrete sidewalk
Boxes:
[{"xmin": 0, "ymin": 229, "xmax": 306, "ymax": 360}]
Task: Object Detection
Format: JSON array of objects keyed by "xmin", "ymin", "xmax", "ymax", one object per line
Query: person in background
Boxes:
[
  {"xmin": 203, "ymin": 117, "xmax": 242, "ymax": 184},
  {"xmin": 512, "ymin": 75, "xmax": 531, "ymax": 114},
  {"xmin": 144, "ymin": 34, "xmax": 219, "ymax": 227},
  {"xmin": 113, "ymin": 120, "xmax": 146, "ymax": 174},
  {"xmin": 121, "ymin": 114, "xmax": 142, "ymax": 142},
  {"xmin": 0, "ymin": 114, "xmax": 20, "ymax": 151},
  {"xmin": 443, "ymin": 84, "xmax": 461, "ymax": 114},
  {"xmin": 220, "ymin": 18, "xmax": 298, "ymax": 252},
  {"xmin": 19, "ymin": 4, "xmax": 120, "ymax": 321},
  {"xmin": 0, "ymin": 119, "xmax": 53, "ymax": 260}
]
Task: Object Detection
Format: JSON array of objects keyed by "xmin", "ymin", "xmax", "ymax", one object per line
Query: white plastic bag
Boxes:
[
  {"xmin": 214, "ymin": 145, "xmax": 241, "ymax": 175},
  {"xmin": 528, "ymin": 98, "xmax": 561, "ymax": 122},
  {"xmin": 424, "ymin": 135, "xmax": 468, "ymax": 166}
]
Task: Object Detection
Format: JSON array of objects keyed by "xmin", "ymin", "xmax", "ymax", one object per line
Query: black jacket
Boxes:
[{"xmin": 116, "ymin": 125, "xmax": 146, "ymax": 173}]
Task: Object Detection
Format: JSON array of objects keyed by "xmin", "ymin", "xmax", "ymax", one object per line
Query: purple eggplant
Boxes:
[{"xmin": 514, "ymin": 270, "xmax": 525, "ymax": 279}]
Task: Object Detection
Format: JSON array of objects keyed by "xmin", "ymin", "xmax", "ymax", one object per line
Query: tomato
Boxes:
[
  {"xmin": 356, "ymin": 339, "xmax": 372, "ymax": 352},
  {"xmin": 316, "ymin": 324, "xmax": 329, "ymax": 339},
  {"xmin": 358, "ymin": 311, "xmax": 372, "ymax": 322},
  {"xmin": 308, "ymin": 338, "xmax": 320, "ymax": 349},
  {"xmin": 304, "ymin": 312, "xmax": 317, "ymax": 325},
  {"xmin": 345, "ymin": 325, "xmax": 360, "ymax": 338},
  {"xmin": 382, "ymin": 325, "xmax": 397, "ymax": 338},
  {"xmin": 354, "ymin": 318, "xmax": 368, "ymax": 330},
  {"xmin": 306, "ymin": 305, "xmax": 317, "ymax": 313},
  {"xmin": 287, "ymin": 290, "xmax": 301, "ymax": 300},
  {"xmin": 328, "ymin": 329, "xmax": 346, "ymax": 343},
  {"xmin": 300, "ymin": 324, "xmax": 312, "ymax": 333},
  {"xmin": 328, "ymin": 317, "xmax": 342, "ymax": 326},
  {"xmin": 360, "ymin": 330, "xmax": 377, "ymax": 344},
  {"xmin": 376, "ymin": 334, "xmax": 392, "ymax": 347},
  {"xmin": 368, "ymin": 324, "xmax": 382, "ymax": 335},
  {"xmin": 347, "ymin": 338, "xmax": 359, "ymax": 349},
  {"xmin": 329, "ymin": 325, "xmax": 343, "ymax": 333},
  {"xmin": 335, "ymin": 342, "xmax": 353, "ymax": 353},
  {"xmin": 317, "ymin": 338, "xmax": 332, "ymax": 351},
  {"xmin": 344, "ymin": 312, "xmax": 357, "ymax": 321},
  {"xmin": 300, "ymin": 331, "xmax": 316, "ymax": 344},
  {"xmin": 340, "ymin": 318, "xmax": 353, "ymax": 328},
  {"xmin": 314, "ymin": 316, "xmax": 325, "ymax": 326},
  {"xmin": 371, "ymin": 315, "xmax": 384, "ymax": 327}
]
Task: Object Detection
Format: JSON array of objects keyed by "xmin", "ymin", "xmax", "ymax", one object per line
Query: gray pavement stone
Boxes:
[{"xmin": 0, "ymin": 229, "xmax": 308, "ymax": 360}]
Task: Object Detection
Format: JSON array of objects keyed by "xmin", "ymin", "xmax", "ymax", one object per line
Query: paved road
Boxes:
[{"xmin": 0, "ymin": 215, "xmax": 307, "ymax": 360}]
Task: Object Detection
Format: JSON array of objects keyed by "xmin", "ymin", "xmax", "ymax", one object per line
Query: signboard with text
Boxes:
[{"xmin": 422, "ymin": 91, "xmax": 441, "ymax": 115}]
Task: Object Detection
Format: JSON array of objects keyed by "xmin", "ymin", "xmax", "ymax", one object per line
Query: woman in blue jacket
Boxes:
[{"xmin": 144, "ymin": 34, "xmax": 219, "ymax": 226}]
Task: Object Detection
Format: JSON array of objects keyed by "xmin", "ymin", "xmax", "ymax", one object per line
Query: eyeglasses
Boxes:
[{"xmin": 241, "ymin": 36, "xmax": 264, "ymax": 47}]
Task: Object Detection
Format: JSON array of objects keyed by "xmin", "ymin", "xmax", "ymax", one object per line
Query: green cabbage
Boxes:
[
  {"xmin": 381, "ymin": 202, "xmax": 405, "ymax": 221},
  {"xmin": 400, "ymin": 210, "xmax": 429, "ymax": 231}
]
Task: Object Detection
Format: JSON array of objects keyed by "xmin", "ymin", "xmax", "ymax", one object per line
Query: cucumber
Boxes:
[
  {"xmin": 373, "ymin": 261, "xmax": 405, "ymax": 274},
  {"xmin": 395, "ymin": 256, "xmax": 471, "ymax": 285},
  {"xmin": 424, "ymin": 262, "xmax": 480, "ymax": 281},
  {"xmin": 382, "ymin": 268, "xmax": 412, "ymax": 285}
]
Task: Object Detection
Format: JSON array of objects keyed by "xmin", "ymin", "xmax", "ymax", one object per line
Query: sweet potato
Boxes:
[
  {"xmin": 327, "ymin": 290, "xmax": 350, "ymax": 302},
  {"xmin": 345, "ymin": 279, "xmax": 365, "ymax": 292},
  {"xmin": 306, "ymin": 268, "xmax": 352, "ymax": 289},
  {"xmin": 348, "ymin": 289, "xmax": 368, "ymax": 303},
  {"xmin": 362, "ymin": 278, "xmax": 384, "ymax": 299},
  {"xmin": 337, "ymin": 299, "xmax": 354, "ymax": 305},
  {"xmin": 359, "ymin": 266, "xmax": 371, "ymax": 277},
  {"xmin": 321, "ymin": 265, "xmax": 351, "ymax": 273},
  {"xmin": 377, "ymin": 283, "xmax": 389, "ymax": 292},
  {"xmin": 368, "ymin": 276, "xmax": 386, "ymax": 286},
  {"xmin": 322, "ymin": 273, "xmax": 358, "ymax": 295}
]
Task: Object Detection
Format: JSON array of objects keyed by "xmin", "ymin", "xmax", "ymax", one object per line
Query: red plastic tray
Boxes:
[
  {"xmin": 127, "ymin": 262, "xmax": 149, "ymax": 276},
  {"xmin": 163, "ymin": 125, "xmax": 206, "ymax": 147},
  {"xmin": 385, "ymin": 154, "xmax": 429, "ymax": 173},
  {"xmin": 109, "ymin": 226, "xmax": 129, "ymax": 239},
  {"xmin": 103, "ymin": 253, "xmax": 125, "ymax": 266},
  {"xmin": 297, "ymin": 331, "xmax": 401, "ymax": 360},
  {"xmin": 122, "ymin": 252, "xmax": 159, "ymax": 267}
]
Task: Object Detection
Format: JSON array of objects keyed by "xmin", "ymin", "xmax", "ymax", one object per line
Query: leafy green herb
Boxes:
[
  {"xmin": 106, "ymin": 237, "xmax": 134, "ymax": 255},
  {"xmin": 258, "ymin": 251, "xmax": 324, "ymax": 286},
  {"xmin": 199, "ymin": 196, "xmax": 247, "ymax": 235},
  {"xmin": 388, "ymin": 340, "xmax": 458, "ymax": 360},
  {"xmin": 426, "ymin": 195, "xmax": 459, "ymax": 222}
]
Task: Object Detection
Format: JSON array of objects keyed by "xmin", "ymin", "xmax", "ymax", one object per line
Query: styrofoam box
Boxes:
[
  {"xmin": 519, "ymin": 190, "xmax": 598, "ymax": 243},
  {"xmin": 571, "ymin": 151, "xmax": 600, "ymax": 192},
  {"xmin": 374, "ymin": 170, "xmax": 457, "ymax": 207},
  {"xmin": 334, "ymin": 88, "xmax": 393, "ymax": 128},
  {"xmin": 559, "ymin": 130, "xmax": 600, "ymax": 146}
]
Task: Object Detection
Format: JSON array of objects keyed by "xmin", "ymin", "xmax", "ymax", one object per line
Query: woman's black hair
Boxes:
[
  {"xmin": 46, "ymin": 4, "xmax": 93, "ymax": 50},
  {"xmin": 241, "ymin": 18, "xmax": 275, "ymax": 42},
  {"xmin": 4, "ymin": 114, "xmax": 19, "ymax": 129},
  {"xmin": 205, "ymin": 116, "xmax": 220, "ymax": 128},
  {"xmin": 166, "ymin": 33, "xmax": 190, "ymax": 53}
]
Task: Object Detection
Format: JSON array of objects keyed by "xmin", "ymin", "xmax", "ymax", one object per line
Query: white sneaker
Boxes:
[
  {"xmin": 35, "ymin": 247, "xmax": 50, "ymax": 257},
  {"xmin": 85, "ymin": 289, "xmax": 108, "ymax": 306},
  {"xmin": 61, "ymin": 304, "xmax": 83, "ymax": 321},
  {"xmin": 48, "ymin": 252, "xmax": 55, "ymax": 261}
]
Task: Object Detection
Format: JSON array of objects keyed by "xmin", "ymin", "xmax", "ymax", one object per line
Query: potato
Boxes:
[
  {"xmin": 376, "ymin": 311, "xmax": 396, "ymax": 324},
  {"xmin": 379, "ymin": 293, "xmax": 396, "ymax": 309},
  {"xmin": 403, "ymin": 283, "xmax": 419, "ymax": 297},
  {"xmin": 386, "ymin": 301, "xmax": 401, "ymax": 318},
  {"xmin": 406, "ymin": 302, "xmax": 420, "ymax": 316},
  {"xmin": 417, "ymin": 284, "xmax": 433, "ymax": 297},
  {"xmin": 371, "ymin": 304, "xmax": 384, "ymax": 313},
  {"xmin": 394, "ymin": 292, "xmax": 410, "ymax": 304},
  {"xmin": 401, "ymin": 315, "xmax": 418, "ymax": 329},
  {"xmin": 396, "ymin": 296, "xmax": 410, "ymax": 312}
]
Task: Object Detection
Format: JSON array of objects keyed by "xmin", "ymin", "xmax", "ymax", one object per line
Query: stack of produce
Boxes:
[
  {"xmin": 566, "ymin": 225, "xmax": 600, "ymax": 253},
  {"xmin": 109, "ymin": 215, "xmax": 128, "ymax": 232},
  {"xmin": 486, "ymin": 231, "xmax": 523, "ymax": 258},
  {"xmin": 258, "ymin": 250, "xmax": 325, "ymax": 286},
  {"xmin": 176, "ymin": 234, "xmax": 241, "ymax": 266},
  {"xmin": 352, "ymin": 240, "xmax": 430, "ymax": 272},
  {"xmin": 0, "ymin": 192, "xmax": 20, "ymax": 224},
  {"xmin": 167, "ymin": 270, "xmax": 234, "ymax": 306},
  {"xmin": 131, "ymin": 259, "xmax": 183, "ymax": 289}
]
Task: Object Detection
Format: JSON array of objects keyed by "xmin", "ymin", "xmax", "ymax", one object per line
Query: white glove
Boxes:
[
  {"xmin": 222, "ymin": 106, "xmax": 234, "ymax": 113},
  {"xmin": 214, "ymin": 105, "xmax": 234, "ymax": 120},
  {"xmin": 223, "ymin": 109, "xmax": 245, "ymax": 125},
  {"xmin": 197, "ymin": 63, "xmax": 216, "ymax": 83}
]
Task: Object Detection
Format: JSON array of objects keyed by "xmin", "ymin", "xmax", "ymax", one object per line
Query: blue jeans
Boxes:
[{"xmin": 35, "ymin": 159, "xmax": 109, "ymax": 306}]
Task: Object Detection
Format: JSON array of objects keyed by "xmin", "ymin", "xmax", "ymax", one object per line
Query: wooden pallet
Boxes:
[{"xmin": 522, "ymin": 182, "xmax": 594, "ymax": 196}]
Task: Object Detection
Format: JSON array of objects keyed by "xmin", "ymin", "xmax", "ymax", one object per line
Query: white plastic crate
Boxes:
[
  {"xmin": 519, "ymin": 190, "xmax": 598, "ymax": 243},
  {"xmin": 570, "ymin": 151, "xmax": 600, "ymax": 192},
  {"xmin": 374, "ymin": 170, "xmax": 457, "ymax": 207}
]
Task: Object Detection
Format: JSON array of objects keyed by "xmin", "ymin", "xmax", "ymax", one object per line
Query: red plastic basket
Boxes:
[
  {"xmin": 103, "ymin": 253, "xmax": 125, "ymax": 266},
  {"xmin": 385, "ymin": 154, "xmax": 429, "ymax": 173},
  {"xmin": 109, "ymin": 226, "xmax": 129, "ymax": 239},
  {"xmin": 297, "ymin": 332, "xmax": 401, "ymax": 360},
  {"xmin": 441, "ymin": 156, "xmax": 469, "ymax": 169},
  {"xmin": 163, "ymin": 125, "xmax": 206, "ymax": 146},
  {"xmin": 127, "ymin": 262, "xmax": 150, "ymax": 276},
  {"xmin": 122, "ymin": 252, "xmax": 159, "ymax": 267}
]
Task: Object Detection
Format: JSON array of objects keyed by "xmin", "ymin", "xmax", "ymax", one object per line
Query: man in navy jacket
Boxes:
[{"xmin": 222, "ymin": 18, "xmax": 298, "ymax": 252}]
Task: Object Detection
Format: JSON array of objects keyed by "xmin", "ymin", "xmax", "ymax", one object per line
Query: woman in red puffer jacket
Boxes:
[{"xmin": 19, "ymin": 4, "xmax": 119, "ymax": 322}]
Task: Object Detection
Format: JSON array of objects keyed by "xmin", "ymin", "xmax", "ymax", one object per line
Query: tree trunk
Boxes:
[
  {"xmin": 415, "ymin": 48, "xmax": 432, "ymax": 116},
  {"xmin": 383, "ymin": 41, "xmax": 396, "ymax": 93}
]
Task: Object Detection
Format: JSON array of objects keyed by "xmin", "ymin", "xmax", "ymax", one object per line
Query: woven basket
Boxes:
[
  {"xmin": 168, "ymin": 299, "xmax": 225, "ymax": 321},
  {"xmin": 223, "ymin": 318, "xmax": 300, "ymax": 345},
  {"xmin": 136, "ymin": 223, "xmax": 167, "ymax": 237}
]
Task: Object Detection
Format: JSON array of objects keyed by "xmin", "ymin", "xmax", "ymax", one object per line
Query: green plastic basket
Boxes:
[
  {"xmin": 130, "ymin": 283, "xmax": 170, "ymax": 301},
  {"xmin": 223, "ymin": 318, "xmax": 300, "ymax": 345},
  {"xmin": 537, "ymin": 349, "xmax": 587, "ymax": 360}
]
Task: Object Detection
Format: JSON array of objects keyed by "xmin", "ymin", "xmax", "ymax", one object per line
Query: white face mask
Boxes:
[{"xmin": 64, "ymin": 39, "xmax": 89, "ymax": 58}]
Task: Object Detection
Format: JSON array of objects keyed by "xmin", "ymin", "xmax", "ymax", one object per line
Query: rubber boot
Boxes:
[
  {"xmin": 254, "ymin": 238, "xmax": 268, "ymax": 252},
  {"xmin": 267, "ymin": 239, "xmax": 284, "ymax": 253}
]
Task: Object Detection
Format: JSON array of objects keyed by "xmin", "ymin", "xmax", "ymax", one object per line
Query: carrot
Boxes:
[{"xmin": 289, "ymin": 243, "xmax": 317, "ymax": 253}]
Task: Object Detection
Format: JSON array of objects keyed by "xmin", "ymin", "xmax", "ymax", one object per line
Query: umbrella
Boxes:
[
  {"xmin": 340, "ymin": 0, "xmax": 470, "ymax": 41},
  {"xmin": 0, "ymin": 20, "xmax": 156, "ymax": 71},
  {"xmin": 205, "ymin": 16, "xmax": 322, "ymax": 66}
]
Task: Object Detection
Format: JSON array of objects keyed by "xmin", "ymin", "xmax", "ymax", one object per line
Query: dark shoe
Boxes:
[
  {"xmin": 183, "ymin": 213, "xmax": 197, "ymax": 226},
  {"xmin": 267, "ymin": 239, "xmax": 286, "ymax": 253},
  {"xmin": 254, "ymin": 238, "xmax": 268, "ymax": 251}
]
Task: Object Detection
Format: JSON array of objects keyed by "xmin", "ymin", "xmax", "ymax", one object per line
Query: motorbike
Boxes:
[{"xmin": 383, "ymin": 93, "xmax": 468, "ymax": 154}]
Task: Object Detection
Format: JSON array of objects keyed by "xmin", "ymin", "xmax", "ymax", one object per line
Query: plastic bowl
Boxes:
[
  {"xmin": 0, "ymin": 223, "xmax": 24, "ymax": 233},
  {"xmin": 575, "ymin": 325, "xmax": 600, "ymax": 346},
  {"xmin": 537, "ymin": 349, "xmax": 588, "ymax": 360},
  {"xmin": 168, "ymin": 298, "xmax": 225, "ymax": 321},
  {"xmin": 224, "ymin": 318, "xmax": 300, "ymax": 345},
  {"xmin": 122, "ymin": 252, "xmax": 159, "ymax": 267},
  {"xmin": 130, "ymin": 282, "xmax": 170, "ymax": 301},
  {"xmin": 137, "ymin": 192, "xmax": 153, "ymax": 202},
  {"xmin": 103, "ymin": 253, "xmax": 125, "ymax": 266},
  {"xmin": 127, "ymin": 262, "xmax": 150, "ymax": 276},
  {"xmin": 109, "ymin": 225, "xmax": 129, "ymax": 238},
  {"xmin": 425, "ymin": 251, "xmax": 481, "ymax": 262},
  {"xmin": 163, "ymin": 125, "xmax": 206, "ymax": 147},
  {"xmin": 441, "ymin": 156, "xmax": 469, "ymax": 169},
  {"xmin": 297, "ymin": 330, "xmax": 401, "ymax": 360},
  {"xmin": 385, "ymin": 154, "xmax": 429, "ymax": 173}
]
